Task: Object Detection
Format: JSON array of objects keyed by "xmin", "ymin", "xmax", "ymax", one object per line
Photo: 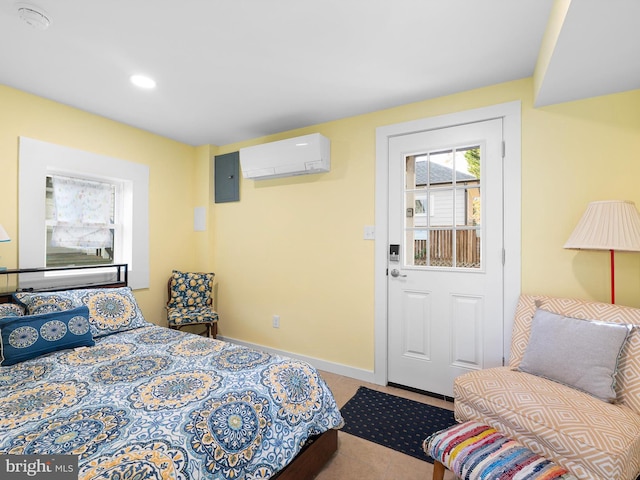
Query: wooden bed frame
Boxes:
[
  {"xmin": 275, "ymin": 429, "xmax": 338, "ymax": 479},
  {"xmin": 0, "ymin": 264, "xmax": 339, "ymax": 479}
]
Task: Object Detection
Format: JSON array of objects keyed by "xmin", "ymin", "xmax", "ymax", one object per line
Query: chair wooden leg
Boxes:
[
  {"xmin": 211, "ymin": 322, "xmax": 217, "ymax": 339},
  {"xmin": 432, "ymin": 460, "xmax": 445, "ymax": 480}
]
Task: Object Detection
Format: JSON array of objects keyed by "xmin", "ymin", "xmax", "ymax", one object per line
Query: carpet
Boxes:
[{"xmin": 339, "ymin": 386, "xmax": 456, "ymax": 462}]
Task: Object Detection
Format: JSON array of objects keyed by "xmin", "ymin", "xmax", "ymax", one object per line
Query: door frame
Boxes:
[{"xmin": 373, "ymin": 101, "xmax": 522, "ymax": 386}]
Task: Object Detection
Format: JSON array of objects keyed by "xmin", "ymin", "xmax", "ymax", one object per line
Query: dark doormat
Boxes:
[{"xmin": 339, "ymin": 386, "xmax": 456, "ymax": 462}]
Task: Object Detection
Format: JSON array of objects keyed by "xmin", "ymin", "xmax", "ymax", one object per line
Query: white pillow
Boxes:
[{"xmin": 518, "ymin": 308, "xmax": 632, "ymax": 402}]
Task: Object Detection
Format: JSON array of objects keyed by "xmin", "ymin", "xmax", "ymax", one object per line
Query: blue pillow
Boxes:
[{"xmin": 0, "ymin": 306, "xmax": 95, "ymax": 366}]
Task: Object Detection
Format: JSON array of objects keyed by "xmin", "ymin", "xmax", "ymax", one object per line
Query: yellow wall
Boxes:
[
  {"xmin": 3, "ymin": 80, "xmax": 640, "ymax": 374},
  {"xmin": 523, "ymin": 89, "xmax": 640, "ymax": 302},
  {"xmin": 0, "ymin": 85, "xmax": 203, "ymax": 323},
  {"xmin": 212, "ymin": 79, "xmax": 640, "ymax": 371}
]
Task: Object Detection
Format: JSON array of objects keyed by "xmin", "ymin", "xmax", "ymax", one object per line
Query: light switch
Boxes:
[{"xmin": 363, "ymin": 225, "xmax": 375, "ymax": 240}]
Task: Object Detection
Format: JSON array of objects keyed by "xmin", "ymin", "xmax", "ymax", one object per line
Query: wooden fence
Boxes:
[{"xmin": 413, "ymin": 230, "xmax": 480, "ymax": 268}]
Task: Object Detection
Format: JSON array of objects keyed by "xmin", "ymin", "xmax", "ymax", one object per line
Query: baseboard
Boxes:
[{"xmin": 217, "ymin": 335, "xmax": 377, "ymax": 384}]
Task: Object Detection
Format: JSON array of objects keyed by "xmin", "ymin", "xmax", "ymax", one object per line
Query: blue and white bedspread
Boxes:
[{"xmin": 0, "ymin": 325, "xmax": 344, "ymax": 479}]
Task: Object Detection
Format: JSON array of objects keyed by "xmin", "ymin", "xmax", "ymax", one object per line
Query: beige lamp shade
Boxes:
[
  {"xmin": 0, "ymin": 224, "xmax": 10, "ymax": 243},
  {"xmin": 564, "ymin": 200, "xmax": 640, "ymax": 252}
]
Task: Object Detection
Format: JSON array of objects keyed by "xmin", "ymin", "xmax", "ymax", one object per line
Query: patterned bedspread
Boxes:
[{"xmin": 0, "ymin": 325, "xmax": 344, "ymax": 479}]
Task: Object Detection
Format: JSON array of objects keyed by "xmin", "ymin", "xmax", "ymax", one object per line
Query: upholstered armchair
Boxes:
[
  {"xmin": 454, "ymin": 294, "xmax": 640, "ymax": 480},
  {"xmin": 166, "ymin": 270, "xmax": 219, "ymax": 338}
]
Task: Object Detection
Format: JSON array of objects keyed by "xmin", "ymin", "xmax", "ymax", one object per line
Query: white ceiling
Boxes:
[{"xmin": 1, "ymin": 0, "xmax": 638, "ymax": 146}]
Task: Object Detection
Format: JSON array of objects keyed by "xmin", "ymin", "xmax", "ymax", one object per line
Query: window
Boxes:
[
  {"xmin": 19, "ymin": 137, "xmax": 149, "ymax": 289},
  {"xmin": 45, "ymin": 175, "xmax": 118, "ymax": 267},
  {"xmin": 405, "ymin": 146, "xmax": 481, "ymax": 268}
]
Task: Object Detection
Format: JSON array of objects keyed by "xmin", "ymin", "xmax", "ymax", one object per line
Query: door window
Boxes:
[{"xmin": 404, "ymin": 146, "xmax": 481, "ymax": 269}]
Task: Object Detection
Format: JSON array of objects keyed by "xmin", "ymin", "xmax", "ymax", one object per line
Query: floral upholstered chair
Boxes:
[{"xmin": 166, "ymin": 270, "xmax": 219, "ymax": 338}]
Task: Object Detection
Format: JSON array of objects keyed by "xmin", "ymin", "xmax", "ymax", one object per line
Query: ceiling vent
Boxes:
[{"xmin": 15, "ymin": 3, "xmax": 51, "ymax": 30}]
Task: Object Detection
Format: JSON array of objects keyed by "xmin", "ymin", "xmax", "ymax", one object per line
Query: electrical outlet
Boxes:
[{"xmin": 272, "ymin": 315, "xmax": 280, "ymax": 328}]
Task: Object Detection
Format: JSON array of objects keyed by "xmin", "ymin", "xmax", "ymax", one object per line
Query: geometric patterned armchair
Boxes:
[{"xmin": 166, "ymin": 270, "xmax": 219, "ymax": 338}]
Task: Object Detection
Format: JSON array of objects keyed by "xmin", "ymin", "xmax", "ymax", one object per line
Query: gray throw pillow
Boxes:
[{"xmin": 518, "ymin": 308, "xmax": 632, "ymax": 402}]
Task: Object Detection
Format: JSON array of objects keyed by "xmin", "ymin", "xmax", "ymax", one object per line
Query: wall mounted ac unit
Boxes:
[{"xmin": 239, "ymin": 133, "xmax": 330, "ymax": 180}]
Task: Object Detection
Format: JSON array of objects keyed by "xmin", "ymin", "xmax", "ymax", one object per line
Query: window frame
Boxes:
[{"xmin": 18, "ymin": 137, "xmax": 149, "ymax": 289}]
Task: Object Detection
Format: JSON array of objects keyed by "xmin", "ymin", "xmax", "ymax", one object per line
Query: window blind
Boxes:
[{"xmin": 50, "ymin": 175, "xmax": 113, "ymax": 248}]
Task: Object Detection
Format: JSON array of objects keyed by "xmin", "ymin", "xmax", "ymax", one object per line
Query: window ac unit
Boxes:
[{"xmin": 239, "ymin": 133, "xmax": 330, "ymax": 180}]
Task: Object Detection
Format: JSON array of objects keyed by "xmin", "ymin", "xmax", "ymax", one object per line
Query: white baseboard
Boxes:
[{"xmin": 218, "ymin": 335, "xmax": 378, "ymax": 384}]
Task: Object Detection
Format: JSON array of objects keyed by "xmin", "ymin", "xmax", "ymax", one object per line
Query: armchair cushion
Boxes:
[
  {"xmin": 518, "ymin": 308, "xmax": 631, "ymax": 402},
  {"xmin": 168, "ymin": 270, "xmax": 214, "ymax": 309},
  {"xmin": 455, "ymin": 367, "xmax": 640, "ymax": 480},
  {"xmin": 167, "ymin": 306, "xmax": 218, "ymax": 326}
]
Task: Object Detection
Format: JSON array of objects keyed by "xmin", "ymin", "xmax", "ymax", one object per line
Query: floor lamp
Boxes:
[{"xmin": 564, "ymin": 200, "xmax": 640, "ymax": 304}]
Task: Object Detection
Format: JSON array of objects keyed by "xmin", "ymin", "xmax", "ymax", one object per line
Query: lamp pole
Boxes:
[{"xmin": 610, "ymin": 249, "xmax": 615, "ymax": 304}]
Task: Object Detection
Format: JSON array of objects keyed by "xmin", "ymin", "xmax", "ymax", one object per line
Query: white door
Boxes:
[{"xmin": 387, "ymin": 119, "xmax": 504, "ymax": 397}]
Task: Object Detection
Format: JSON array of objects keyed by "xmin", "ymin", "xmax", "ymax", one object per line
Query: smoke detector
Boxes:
[{"xmin": 15, "ymin": 3, "xmax": 52, "ymax": 30}]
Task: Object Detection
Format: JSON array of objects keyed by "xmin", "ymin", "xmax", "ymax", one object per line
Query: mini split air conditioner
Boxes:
[{"xmin": 239, "ymin": 133, "xmax": 330, "ymax": 180}]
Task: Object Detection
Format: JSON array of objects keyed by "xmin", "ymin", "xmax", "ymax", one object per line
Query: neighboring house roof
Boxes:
[{"xmin": 415, "ymin": 161, "xmax": 477, "ymax": 185}]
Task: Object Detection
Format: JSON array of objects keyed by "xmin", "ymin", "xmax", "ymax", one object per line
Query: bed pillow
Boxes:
[
  {"xmin": 0, "ymin": 303, "xmax": 24, "ymax": 318},
  {"xmin": 518, "ymin": 308, "xmax": 632, "ymax": 402},
  {"xmin": 70, "ymin": 287, "xmax": 149, "ymax": 338},
  {"xmin": 0, "ymin": 306, "xmax": 94, "ymax": 366},
  {"xmin": 0, "ymin": 304, "xmax": 25, "ymax": 361},
  {"xmin": 15, "ymin": 287, "xmax": 149, "ymax": 338},
  {"xmin": 13, "ymin": 291, "xmax": 76, "ymax": 315}
]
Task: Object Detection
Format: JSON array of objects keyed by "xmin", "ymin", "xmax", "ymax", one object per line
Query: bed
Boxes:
[{"xmin": 0, "ymin": 278, "xmax": 343, "ymax": 479}]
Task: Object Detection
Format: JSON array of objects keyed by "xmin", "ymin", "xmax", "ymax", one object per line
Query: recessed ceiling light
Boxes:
[
  {"xmin": 15, "ymin": 2, "xmax": 51, "ymax": 30},
  {"xmin": 130, "ymin": 74, "xmax": 156, "ymax": 89}
]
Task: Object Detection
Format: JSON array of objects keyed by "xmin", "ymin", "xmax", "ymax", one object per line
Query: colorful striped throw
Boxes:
[{"xmin": 424, "ymin": 421, "xmax": 577, "ymax": 480}]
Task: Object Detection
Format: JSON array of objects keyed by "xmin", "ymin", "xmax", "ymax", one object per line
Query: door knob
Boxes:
[{"xmin": 390, "ymin": 269, "xmax": 407, "ymax": 278}]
